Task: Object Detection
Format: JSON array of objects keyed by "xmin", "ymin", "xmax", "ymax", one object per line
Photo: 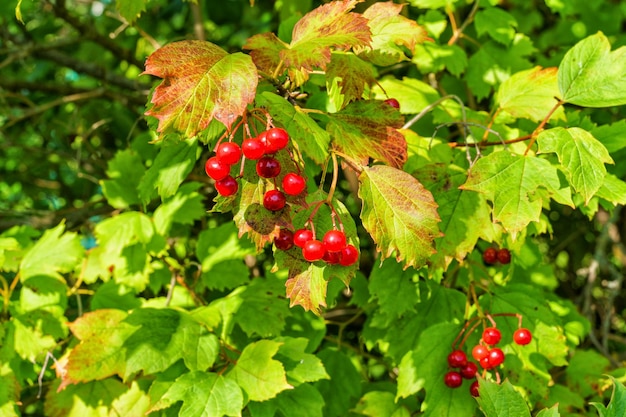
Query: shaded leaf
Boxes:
[
  {"xmin": 358, "ymin": 165, "xmax": 440, "ymax": 269},
  {"xmin": 101, "ymin": 149, "xmax": 144, "ymax": 208},
  {"xmin": 314, "ymin": 348, "xmax": 362, "ymax": 417},
  {"xmin": 474, "ymin": 7, "xmax": 517, "ymax": 45},
  {"xmin": 144, "ymin": 40, "xmax": 258, "ymax": 135},
  {"xmin": 558, "ymin": 32, "xmax": 626, "ymax": 107}
]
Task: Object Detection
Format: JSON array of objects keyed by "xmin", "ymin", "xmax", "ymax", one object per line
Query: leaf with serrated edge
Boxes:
[
  {"xmin": 326, "ymin": 52, "xmax": 377, "ymax": 108},
  {"xmin": 227, "ymin": 340, "xmax": 293, "ymax": 402},
  {"xmin": 461, "ymin": 152, "xmax": 573, "ymax": 236},
  {"xmin": 358, "ymin": 165, "xmax": 440, "ymax": 269},
  {"xmin": 475, "ymin": 378, "xmax": 532, "ymax": 417},
  {"xmin": 496, "ymin": 67, "xmax": 564, "ymax": 123},
  {"xmin": 149, "ymin": 371, "xmax": 243, "ymax": 417},
  {"xmin": 244, "ymin": 32, "xmax": 287, "ymax": 76},
  {"xmin": 328, "ymin": 100, "xmax": 406, "ymax": 169},
  {"xmin": 558, "ymin": 32, "xmax": 626, "ymax": 107},
  {"xmin": 285, "ymin": 263, "xmax": 328, "ymax": 315},
  {"xmin": 596, "ymin": 174, "xmax": 626, "ymax": 205},
  {"xmin": 144, "ymin": 40, "xmax": 258, "ymax": 135},
  {"xmin": 357, "ymin": 2, "xmax": 427, "ymax": 66},
  {"xmin": 538, "ymin": 127, "xmax": 613, "ymax": 204}
]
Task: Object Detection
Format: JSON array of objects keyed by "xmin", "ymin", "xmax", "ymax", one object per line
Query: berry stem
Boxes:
[{"xmin": 326, "ymin": 152, "xmax": 339, "ymax": 205}]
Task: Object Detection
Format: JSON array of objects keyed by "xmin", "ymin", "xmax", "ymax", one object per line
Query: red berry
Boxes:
[
  {"xmin": 487, "ymin": 347, "xmax": 505, "ymax": 368},
  {"xmin": 497, "ymin": 248, "xmax": 511, "ymax": 264},
  {"xmin": 242, "ymin": 137, "xmax": 266, "ymax": 160},
  {"xmin": 323, "ymin": 230, "xmax": 347, "ymax": 252},
  {"xmin": 323, "ymin": 249, "xmax": 342, "ymax": 264},
  {"xmin": 302, "ymin": 239, "xmax": 325, "ymax": 262},
  {"xmin": 340, "ymin": 244, "xmax": 359, "ymax": 266},
  {"xmin": 483, "ymin": 247, "xmax": 497, "ymax": 264},
  {"xmin": 282, "ymin": 172, "xmax": 307, "ymax": 196},
  {"xmin": 460, "ymin": 362, "xmax": 478, "ymax": 379},
  {"xmin": 294, "ymin": 229, "xmax": 314, "ymax": 248},
  {"xmin": 274, "ymin": 229, "xmax": 294, "ymax": 251},
  {"xmin": 263, "ymin": 190, "xmax": 286, "ymax": 211},
  {"xmin": 447, "ymin": 350, "xmax": 467, "ymax": 368},
  {"xmin": 215, "ymin": 175, "xmax": 238, "ymax": 196},
  {"xmin": 482, "ymin": 327, "xmax": 502, "ymax": 345},
  {"xmin": 256, "ymin": 156, "xmax": 281, "ymax": 178},
  {"xmin": 384, "ymin": 98, "xmax": 400, "ymax": 109},
  {"xmin": 205, "ymin": 156, "xmax": 230, "ymax": 180},
  {"xmin": 479, "ymin": 356, "xmax": 491, "ymax": 369},
  {"xmin": 444, "ymin": 371, "xmax": 463, "ymax": 388},
  {"xmin": 471, "ymin": 344, "xmax": 489, "ymax": 362},
  {"xmin": 265, "ymin": 127, "xmax": 289, "ymax": 153},
  {"xmin": 470, "ymin": 380, "xmax": 480, "ymax": 397},
  {"xmin": 513, "ymin": 328, "xmax": 532, "ymax": 345},
  {"xmin": 216, "ymin": 142, "xmax": 242, "ymax": 165}
]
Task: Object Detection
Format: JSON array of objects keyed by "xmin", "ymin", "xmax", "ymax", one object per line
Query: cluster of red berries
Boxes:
[
  {"xmin": 274, "ymin": 227, "xmax": 359, "ymax": 266},
  {"xmin": 204, "ymin": 127, "xmax": 307, "ymax": 212},
  {"xmin": 482, "ymin": 247, "xmax": 511, "ymax": 265},
  {"xmin": 444, "ymin": 323, "xmax": 532, "ymax": 396}
]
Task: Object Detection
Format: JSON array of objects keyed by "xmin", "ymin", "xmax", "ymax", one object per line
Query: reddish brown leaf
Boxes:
[
  {"xmin": 244, "ymin": 32, "xmax": 287, "ymax": 76},
  {"xmin": 327, "ymin": 52, "xmax": 377, "ymax": 107},
  {"xmin": 144, "ymin": 40, "xmax": 258, "ymax": 136}
]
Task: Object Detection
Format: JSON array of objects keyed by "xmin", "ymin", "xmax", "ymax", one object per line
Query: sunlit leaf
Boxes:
[{"xmin": 476, "ymin": 378, "xmax": 532, "ymax": 417}]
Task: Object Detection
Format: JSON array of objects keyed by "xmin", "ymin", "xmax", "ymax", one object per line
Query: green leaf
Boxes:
[
  {"xmin": 496, "ymin": 67, "xmax": 564, "ymax": 123},
  {"xmin": 19, "ymin": 221, "xmax": 82, "ymax": 282},
  {"xmin": 536, "ymin": 404, "xmax": 561, "ymax": 417},
  {"xmin": 144, "ymin": 40, "xmax": 258, "ymax": 134},
  {"xmin": 249, "ymin": 384, "xmax": 325, "ymax": 417},
  {"xmin": 368, "ymin": 259, "xmax": 419, "ymax": 318},
  {"xmin": 373, "ymin": 77, "xmax": 440, "ymax": 115},
  {"xmin": 256, "ymin": 92, "xmax": 330, "ymax": 165},
  {"xmin": 537, "ymin": 127, "xmax": 613, "ymax": 204},
  {"xmin": 153, "ymin": 182, "xmax": 205, "ymax": 235},
  {"xmin": 357, "ymin": 2, "xmax": 427, "ymax": 66},
  {"xmin": 461, "ymin": 151, "xmax": 573, "ymax": 236},
  {"xmin": 475, "ymin": 378, "xmax": 532, "ymax": 417},
  {"xmin": 358, "ymin": 165, "xmax": 440, "ymax": 269},
  {"xmin": 327, "ymin": 100, "xmax": 406, "ymax": 168},
  {"xmin": 595, "ymin": 174, "xmax": 626, "ymax": 205},
  {"xmin": 407, "ymin": 0, "xmax": 461, "ymax": 9},
  {"xmin": 275, "ymin": 337, "xmax": 329, "ymax": 385},
  {"xmin": 115, "ymin": 0, "xmax": 147, "ymax": 24},
  {"xmin": 234, "ymin": 278, "xmax": 290, "ymax": 338},
  {"xmin": 100, "ymin": 149, "xmax": 145, "ymax": 208},
  {"xmin": 149, "ymin": 371, "xmax": 243, "ymax": 417},
  {"xmin": 558, "ymin": 32, "xmax": 626, "ymax": 107},
  {"xmin": 0, "ymin": 364, "xmax": 19, "ymax": 417},
  {"xmin": 314, "ymin": 348, "xmax": 362, "ymax": 417},
  {"xmin": 474, "ymin": 7, "xmax": 517, "ymax": 45},
  {"xmin": 565, "ymin": 349, "xmax": 611, "ymax": 398},
  {"xmin": 412, "ymin": 42, "xmax": 468, "ymax": 77},
  {"xmin": 138, "ymin": 137, "xmax": 200, "ymax": 204},
  {"xmin": 326, "ymin": 52, "xmax": 377, "ymax": 109},
  {"xmin": 591, "ymin": 120, "xmax": 626, "ymax": 153},
  {"xmin": 591, "ymin": 376, "xmax": 626, "ymax": 417},
  {"xmin": 354, "ymin": 391, "xmax": 411, "ymax": 417},
  {"xmin": 227, "ymin": 340, "xmax": 293, "ymax": 402}
]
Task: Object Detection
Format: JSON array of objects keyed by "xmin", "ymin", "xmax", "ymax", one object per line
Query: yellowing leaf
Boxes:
[
  {"xmin": 358, "ymin": 165, "xmax": 441, "ymax": 269},
  {"xmin": 285, "ymin": 263, "xmax": 328, "ymax": 315},
  {"xmin": 144, "ymin": 40, "xmax": 258, "ymax": 136},
  {"xmin": 558, "ymin": 32, "xmax": 626, "ymax": 107},
  {"xmin": 326, "ymin": 52, "xmax": 377, "ymax": 109},
  {"xmin": 496, "ymin": 67, "xmax": 564, "ymax": 123},
  {"xmin": 538, "ymin": 127, "xmax": 613, "ymax": 204}
]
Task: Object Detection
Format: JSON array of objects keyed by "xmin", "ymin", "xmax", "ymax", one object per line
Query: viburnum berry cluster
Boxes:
[
  {"xmin": 445, "ymin": 313, "xmax": 533, "ymax": 397},
  {"xmin": 482, "ymin": 246, "xmax": 511, "ymax": 265}
]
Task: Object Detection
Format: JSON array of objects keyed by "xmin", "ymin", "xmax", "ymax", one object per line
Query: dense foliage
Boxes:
[{"xmin": 2, "ymin": 0, "xmax": 626, "ymax": 416}]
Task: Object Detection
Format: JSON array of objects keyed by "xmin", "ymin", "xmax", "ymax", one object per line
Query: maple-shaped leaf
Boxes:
[
  {"xmin": 461, "ymin": 151, "xmax": 573, "ymax": 236},
  {"xmin": 143, "ymin": 40, "xmax": 258, "ymax": 136},
  {"xmin": 284, "ymin": 262, "xmax": 328, "ymax": 315},
  {"xmin": 243, "ymin": 32, "xmax": 287, "ymax": 77},
  {"xmin": 327, "ymin": 100, "xmax": 406, "ymax": 169},
  {"xmin": 357, "ymin": 2, "xmax": 428, "ymax": 66},
  {"xmin": 149, "ymin": 371, "xmax": 243, "ymax": 417},
  {"xmin": 476, "ymin": 378, "xmax": 532, "ymax": 417},
  {"xmin": 326, "ymin": 52, "xmax": 377, "ymax": 109},
  {"xmin": 358, "ymin": 165, "xmax": 441, "ymax": 269},
  {"xmin": 496, "ymin": 67, "xmax": 564, "ymax": 123},
  {"xmin": 537, "ymin": 127, "xmax": 613, "ymax": 205},
  {"xmin": 226, "ymin": 340, "xmax": 293, "ymax": 402}
]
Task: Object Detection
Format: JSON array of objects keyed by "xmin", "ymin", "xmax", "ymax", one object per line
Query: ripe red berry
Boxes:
[
  {"xmin": 497, "ymin": 248, "xmax": 511, "ymax": 264},
  {"xmin": 444, "ymin": 371, "xmax": 463, "ymax": 388},
  {"xmin": 302, "ymin": 239, "xmax": 325, "ymax": 262},
  {"xmin": 205, "ymin": 156, "xmax": 230, "ymax": 180},
  {"xmin": 482, "ymin": 327, "xmax": 502, "ymax": 345},
  {"xmin": 282, "ymin": 172, "xmax": 307, "ymax": 196},
  {"xmin": 256, "ymin": 156, "xmax": 281, "ymax": 178},
  {"xmin": 323, "ymin": 250, "xmax": 342, "ymax": 264},
  {"xmin": 483, "ymin": 247, "xmax": 497, "ymax": 264},
  {"xmin": 265, "ymin": 127, "xmax": 289, "ymax": 153},
  {"xmin": 384, "ymin": 98, "xmax": 400, "ymax": 109},
  {"xmin": 216, "ymin": 142, "xmax": 242, "ymax": 165},
  {"xmin": 215, "ymin": 175, "xmax": 238, "ymax": 196},
  {"xmin": 340, "ymin": 244, "xmax": 359, "ymax": 266},
  {"xmin": 513, "ymin": 328, "xmax": 532, "ymax": 345},
  {"xmin": 274, "ymin": 229, "xmax": 294, "ymax": 251},
  {"xmin": 294, "ymin": 229, "xmax": 314, "ymax": 248},
  {"xmin": 323, "ymin": 230, "xmax": 347, "ymax": 252},
  {"xmin": 470, "ymin": 380, "xmax": 480, "ymax": 397},
  {"xmin": 263, "ymin": 189, "xmax": 286, "ymax": 211},
  {"xmin": 487, "ymin": 347, "xmax": 505, "ymax": 368},
  {"xmin": 460, "ymin": 362, "xmax": 478, "ymax": 379},
  {"xmin": 447, "ymin": 350, "xmax": 467, "ymax": 368},
  {"xmin": 479, "ymin": 356, "xmax": 491, "ymax": 369},
  {"xmin": 472, "ymin": 344, "xmax": 489, "ymax": 362},
  {"xmin": 242, "ymin": 137, "xmax": 266, "ymax": 160}
]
